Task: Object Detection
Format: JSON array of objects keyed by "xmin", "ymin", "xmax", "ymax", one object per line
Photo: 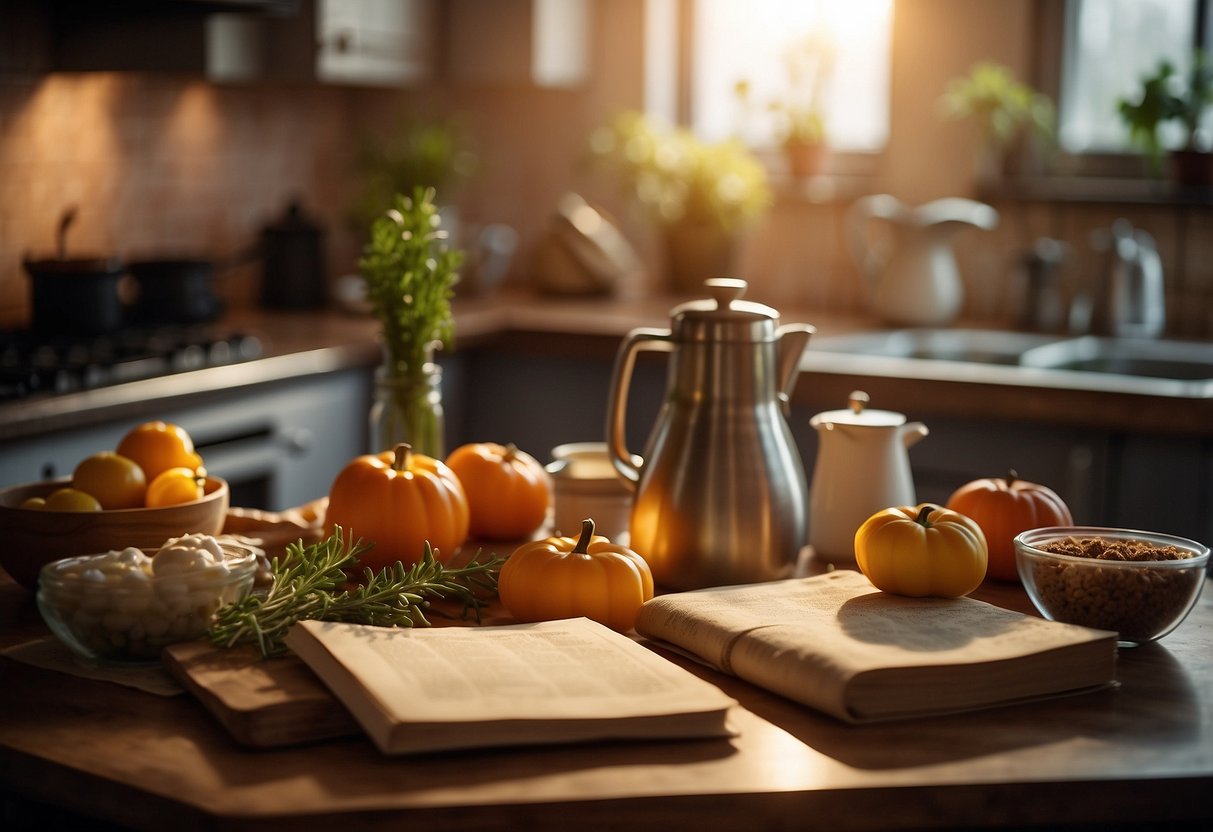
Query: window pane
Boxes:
[
  {"xmin": 1060, "ymin": 0, "xmax": 1196, "ymax": 152},
  {"xmin": 690, "ymin": 0, "xmax": 892, "ymax": 151}
]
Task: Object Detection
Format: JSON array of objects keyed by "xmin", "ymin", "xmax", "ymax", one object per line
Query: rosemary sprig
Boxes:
[{"xmin": 209, "ymin": 528, "xmax": 504, "ymax": 658}]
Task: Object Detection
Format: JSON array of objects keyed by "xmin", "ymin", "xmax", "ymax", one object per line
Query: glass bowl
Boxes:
[
  {"xmin": 36, "ymin": 535, "xmax": 259, "ymax": 664},
  {"xmin": 1014, "ymin": 526, "xmax": 1210, "ymax": 646}
]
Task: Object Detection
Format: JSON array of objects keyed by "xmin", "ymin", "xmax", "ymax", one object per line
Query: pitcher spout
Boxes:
[{"xmin": 775, "ymin": 323, "xmax": 815, "ymax": 406}]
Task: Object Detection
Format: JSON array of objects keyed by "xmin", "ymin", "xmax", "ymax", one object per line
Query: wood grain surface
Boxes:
[{"xmin": 2, "ymin": 569, "xmax": 1211, "ymax": 831}]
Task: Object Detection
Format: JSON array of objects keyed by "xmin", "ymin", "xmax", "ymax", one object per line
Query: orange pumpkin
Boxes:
[
  {"xmin": 499, "ymin": 518, "xmax": 655, "ymax": 632},
  {"xmin": 945, "ymin": 470, "xmax": 1073, "ymax": 582},
  {"xmin": 446, "ymin": 442, "xmax": 551, "ymax": 540},
  {"xmin": 326, "ymin": 443, "xmax": 469, "ymax": 571}
]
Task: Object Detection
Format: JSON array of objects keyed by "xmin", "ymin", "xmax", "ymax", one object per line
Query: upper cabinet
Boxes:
[
  {"xmin": 447, "ymin": 0, "xmax": 590, "ymax": 88},
  {"xmin": 0, "ymin": 0, "xmax": 436, "ymax": 86},
  {"xmin": 261, "ymin": 0, "xmax": 436, "ymax": 86},
  {"xmin": 0, "ymin": 0, "xmax": 589, "ymax": 88}
]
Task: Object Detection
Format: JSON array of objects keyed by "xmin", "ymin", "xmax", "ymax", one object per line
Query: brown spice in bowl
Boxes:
[
  {"xmin": 1026, "ymin": 536, "xmax": 1201, "ymax": 641},
  {"xmin": 1038, "ymin": 536, "xmax": 1190, "ymax": 562}
]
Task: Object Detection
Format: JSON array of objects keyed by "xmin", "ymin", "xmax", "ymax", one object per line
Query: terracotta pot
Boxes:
[
  {"xmin": 784, "ymin": 141, "xmax": 828, "ymax": 178},
  {"xmin": 663, "ymin": 220, "xmax": 739, "ymax": 294}
]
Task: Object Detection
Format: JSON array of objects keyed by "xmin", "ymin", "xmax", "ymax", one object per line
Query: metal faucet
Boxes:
[{"xmin": 1088, "ymin": 219, "xmax": 1166, "ymax": 339}]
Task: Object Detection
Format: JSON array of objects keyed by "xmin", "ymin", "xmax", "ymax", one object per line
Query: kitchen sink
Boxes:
[
  {"xmin": 1018, "ymin": 336, "xmax": 1213, "ymax": 381},
  {"xmin": 806, "ymin": 328, "xmax": 1213, "ymax": 387},
  {"xmin": 804, "ymin": 329, "xmax": 1061, "ymax": 366}
]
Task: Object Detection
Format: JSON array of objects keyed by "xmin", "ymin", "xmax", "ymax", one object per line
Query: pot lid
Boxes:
[
  {"xmin": 670, "ymin": 278, "xmax": 779, "ymax": 342},
  {"xmin": 810, "ymin": 390, "xmax": 907, "ymax": 427}
]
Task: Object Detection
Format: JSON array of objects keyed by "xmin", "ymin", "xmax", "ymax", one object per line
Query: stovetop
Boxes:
[{"xmin": 0, "ymin": 326, "xmax": 264, "ymax": 404}]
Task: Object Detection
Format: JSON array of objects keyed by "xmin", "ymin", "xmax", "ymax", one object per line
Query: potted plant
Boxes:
[
  {"xmin": 939, "ymin": 62, "xmax": 1056, "ymax": 183},
  {"xmin": 348, "ymin": 116, "xmax": 477, "ymax": 238},
  {"xmin": 1117, "ymin": 52, "xmax": 1213, "ymax": 185},
  {"xmin": 359, "ymin": 187, "xmax": 462, "ymax": 457},
  {"xmin": 588, "ymin": 110, "xmax": 771, "ymax": 293},
  {"xmin": 735, "ymin": 29, "xmax": 836, "ymax": 178}
]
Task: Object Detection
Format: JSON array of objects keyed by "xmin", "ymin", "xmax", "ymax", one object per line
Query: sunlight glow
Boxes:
[{"xmin": 692, "ymin": 0, "xmax": 892, "ymax": 151}]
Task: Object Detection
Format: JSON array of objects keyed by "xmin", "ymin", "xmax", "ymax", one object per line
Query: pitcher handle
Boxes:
[
  {"xmin": 606, "ymin": 327, "xmax": 672, "ymax": 488},
  {"xmin": 846, "ymin": 193, "xmax": 905, "ymax": 280}
]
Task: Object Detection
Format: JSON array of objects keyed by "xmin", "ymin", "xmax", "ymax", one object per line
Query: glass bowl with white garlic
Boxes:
[{"xmin": 36, "ymin": 534, "xmax": 261, "ymax": 663}]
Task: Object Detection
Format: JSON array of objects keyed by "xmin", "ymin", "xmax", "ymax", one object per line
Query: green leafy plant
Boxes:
[
  {"xmin": 359, "ymin": 187, "xmax": 461, "ymax": 455},
  {"xmin": 940, "ymin": 62, "xmax": 1055, "ymax": 176},
  {"xmin": 209, "ymin": 529, "xmax": 504, "ymax": 657},
  {"xmin": 1118, "ymin": 52, "xmax": 1213, "ymax": 168},
  {"xmin": 348, "ymin": 117, "xmax": 477, "ymax": 235},
  {"xmin": 588, "ymin": 110, "xmax": 771, "ymax": 234}
]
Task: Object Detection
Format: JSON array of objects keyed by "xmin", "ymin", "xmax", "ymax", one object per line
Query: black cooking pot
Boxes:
[
  {"xmin": 23, "ymin": 256, "xmax": 128, "ymax": 335},
  {"xmin": 128, "ymin": 257, "xmax": 224, "ymax": 324}
]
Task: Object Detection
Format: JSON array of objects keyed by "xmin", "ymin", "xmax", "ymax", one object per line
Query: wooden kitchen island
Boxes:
[{"xmin": 1, "ymin": 569, "xmax": 1210, "ymax": 832}]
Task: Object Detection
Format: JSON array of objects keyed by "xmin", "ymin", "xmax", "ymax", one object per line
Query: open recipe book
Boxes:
[
  {"xmin": 635, "ymin": 570, "xmax": 1119, "ymax": 723},
  {"xmin": 284, "ymin": 617, "xmax": 738, "ymax": 755}
]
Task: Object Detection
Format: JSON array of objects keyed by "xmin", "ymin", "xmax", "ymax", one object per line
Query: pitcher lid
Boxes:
[
  {"xmin": 810, "ymin": 390, "xmax": 907, "ymax": 427},
  {"xmin": 670, "ymin": 278, "xmax": 779, "ymax": 342}
]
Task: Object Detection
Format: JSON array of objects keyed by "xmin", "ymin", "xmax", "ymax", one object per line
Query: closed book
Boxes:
[{"xmin": 635, "ymin": 570, "xmax": 1117, "ymax": 723}]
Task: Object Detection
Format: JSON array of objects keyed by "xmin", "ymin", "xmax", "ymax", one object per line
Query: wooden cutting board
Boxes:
[{"xmin": 163, "ymin": 641, "xmax": 361, "ymax": 749}]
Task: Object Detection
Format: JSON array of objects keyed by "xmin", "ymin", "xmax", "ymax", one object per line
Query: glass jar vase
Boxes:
[{"xmin": 369, "ymin": 362, "xmax": 444, "ymax": 457}]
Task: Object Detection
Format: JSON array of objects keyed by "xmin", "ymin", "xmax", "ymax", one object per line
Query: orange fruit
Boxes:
[
  {"xmin": 72, "ymin": 452, "xmax": 147, "ymax": 510},
  {"xmin": 146, "ymin": 467, "xmax": 204, "ymax": 508},
  {"xmin": 44, "ymin": 487, "xmax": 103, "ymax": 512},
  {"xmin": 20, "ymin": 496, "xmax": 47, "ymax": 509},
  {"xmin": 116, "ymin": 421, "xmax": 203, "ymax": 482}
]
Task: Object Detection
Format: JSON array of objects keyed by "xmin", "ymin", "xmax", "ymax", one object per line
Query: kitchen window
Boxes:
[
  {"xmin": 1058, "ymin": 0, "xmax": 1209, "ymax": 153},
  {"xmin": 1039, "ymin": 0, "xmax": 1213, "ymax": 179},
  {"xmin": 645, "ymin": 0, "xmax": 892, "ymax": 174}
]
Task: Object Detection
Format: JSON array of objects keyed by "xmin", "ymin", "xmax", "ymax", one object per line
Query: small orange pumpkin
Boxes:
[
  {"xmin": 446, "ymin": 442, "xmax": 551, "ymax": 540},
  {"xmin": 326, "ymin": 443, "xmax": 469, "ymax": 571},
  {"xmin": 499, "ymin": 518, "xmax": 655, "ymax": 632},
  {"xmin": 945, "ymin": 470, "xmax": 1073, "ymax": 582}
]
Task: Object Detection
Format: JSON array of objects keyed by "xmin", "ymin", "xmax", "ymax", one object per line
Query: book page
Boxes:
[{"xmin": 288, "ymin": 617, "xmax": 738, "ymax": 724}]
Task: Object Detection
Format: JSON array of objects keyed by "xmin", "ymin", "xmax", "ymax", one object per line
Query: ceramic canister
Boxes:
[{"xmin": 808, "ymin": 391, "xmax": 928, "ymax": 566}]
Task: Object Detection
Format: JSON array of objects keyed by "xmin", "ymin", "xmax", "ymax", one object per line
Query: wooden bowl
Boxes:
[{"xmin": 0, "ymin": 476, "xmax": 229, "ymax": 590}]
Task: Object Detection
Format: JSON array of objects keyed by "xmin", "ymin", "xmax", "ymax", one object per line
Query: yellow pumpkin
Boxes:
[
  {"xmin": 326, "ymin": 443, "xmax": 469, "ymax": 571},
  {"xmin": 499, "ymin": 518, "xmax": 655, "ymax": 632},
  {"xmin": 946, "ymin": 470, "xmax": 1073, "ymax": 582},
  {"xmin": 854, "ymin": 503, "xmax": 988, "ymax": 598}
]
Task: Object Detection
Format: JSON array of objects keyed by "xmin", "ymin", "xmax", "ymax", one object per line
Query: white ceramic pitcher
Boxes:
[
  {"xmin": 808, "ymin": 391, "xmax": 928, "ymax": 566},
  {"xmin": 848, "ymin": 194, "xmax": 999, "ymax": 326}
]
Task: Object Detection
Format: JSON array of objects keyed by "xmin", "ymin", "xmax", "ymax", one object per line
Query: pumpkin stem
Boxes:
[
  {"xmin": 393, "ymin": 443, "xmax": 412, "ymax": 472},
  {"xmin": 503, "ymin": 442, "xmax": 518, "ymax": 460},
  {"xmin": 1005, "ymin": 469, "xmax": 1019, "ymax": 485},
  {"xmin": 573, "ymin": 518, "xmax": 597, "ymax": 553},
  {"xmin": 914, "ymin": 503, "xmax": 938, "ymax": 526}
]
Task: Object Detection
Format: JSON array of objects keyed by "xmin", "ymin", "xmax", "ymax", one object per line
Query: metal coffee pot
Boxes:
[
  {"xmin": 606, "ymin": 278, "xmax": 815, "ymax": 590},
  {"xmin": 808, "ymin": 391, "xmax": 928, "ymax": 566}
]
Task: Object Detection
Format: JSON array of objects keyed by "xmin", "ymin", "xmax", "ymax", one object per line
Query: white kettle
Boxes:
[{"xmin": 808, "ymin": 391, "xmax": 928, "ymax": 566}]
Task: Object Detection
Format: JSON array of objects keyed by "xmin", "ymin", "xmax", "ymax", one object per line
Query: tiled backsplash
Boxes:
[
  {"xmin": 3, "ymin": 73, "xmax": 1212, "ymax": 339},
  {"xmin": 0, "ymin": 74, "xmax": 359, "ymax": 328}
]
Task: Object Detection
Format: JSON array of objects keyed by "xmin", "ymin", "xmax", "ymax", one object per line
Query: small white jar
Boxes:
[{"xmin": 547, "ymin": 442, "xmax": 633, "ymax": 542}]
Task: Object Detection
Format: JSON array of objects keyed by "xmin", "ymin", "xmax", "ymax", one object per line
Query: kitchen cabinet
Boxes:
[
  {"xmin": 0, "ymin": 368, "xmax": 371, "ymax": 512},
  {"xmin": 446, "ymin": 0, "xmax": 590, "ymax": 88},
  {"xmin": 263, "ymin": 0, "xmax": 437, "ymax": 86}
]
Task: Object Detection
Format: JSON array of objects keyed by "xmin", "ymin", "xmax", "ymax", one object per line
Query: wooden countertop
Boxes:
[
  {"xmin": 1, "ymin": 293, "xmax": 1210, "ymax": 442},
  {"xmin": 1, "ymin": 571, "xmax": 1211, "ymax": 831}
]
